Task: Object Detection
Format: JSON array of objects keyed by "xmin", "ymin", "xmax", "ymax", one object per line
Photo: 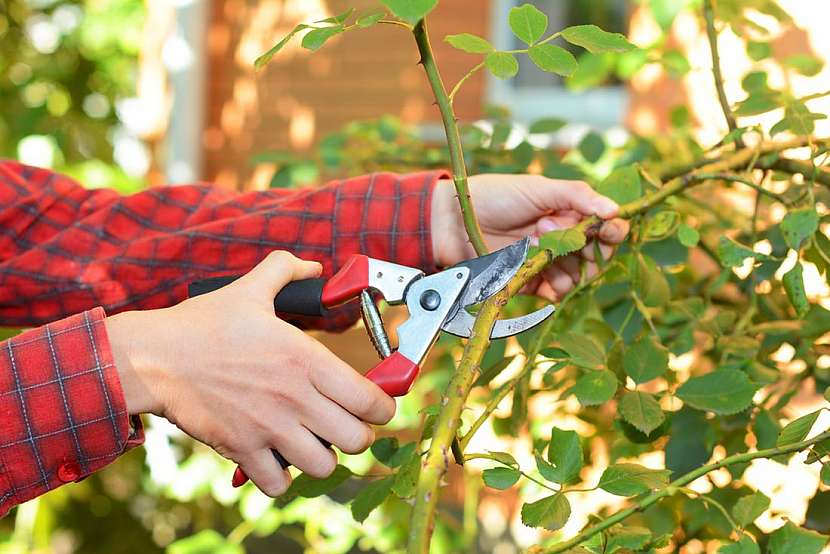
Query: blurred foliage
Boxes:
[
  {"xmin": 3, "ymin": 0, "xmax": 830, "ymax": 553},
  {"xmin": 0, "ymin": 0, "xmax": 144, "ymax": 191}
]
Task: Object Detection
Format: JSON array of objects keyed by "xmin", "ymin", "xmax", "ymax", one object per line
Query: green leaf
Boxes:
[
  {"xmin": 821, "ymin": 464, "xmax": 830, "ymax": 486},
  {"xmin": 747, "ymin": 40, "xmax": 772, "ymax": 61},
  {"xmin": 547, "ymin": 427, "xmax": 583, "ymax": 483},
  {"xmin": 567, "ymin": 52, "xmax": 615, "ymax": 91},
  {"xmin": 529, "ymin": 118, "xmax": 566, "ymax": 134},
  {"xmin": 607, "ymin": 526, "xmax": 652, "ymax": 553},
  {"xmin": 719, "ymin": 536, "xmax": 761, "ymax": 554},
  {"xmin": 754, "ymin": 409, "xmax": 782, "ymax": 450},
  {"xmin": 781, "ymin": 208, "xmax": 819, "ymax": 250},
  {"xmin": 598, "ymin": 463, "xmax": 671, "ymax": 496},
  {"xmin": 301, "ymin": 26, "xmax": 344, "ymax": 51},
  {"xmin": 371, "ymin": 437, "xmax": 399, "ymax": 466},
  {"xmin": 539, "ymin": 227, "xmax": 588, "ymax": 258},
  {"xmin": 777, "ymin": 410, "xmax": 821, "ymax": 447},
  {"xmin": 508, "ymin": 3, "xmax": 548, "ymax": 45},
  {"xmin": 483, "ymin": 467, "xmax": 521, "ymax": 489},
  {"xmin": 649, "ymin": 0, "xmax": 685, "ymax": 29},
  {"xmin": 676, "ymin": 369, "xmax": 758, "ymax": 415},
  {"xmin": 380, "ymin": 0, "xmax": 437, "ymax": 24},
  {"xmin": 717, "ymin": 236, "xmax": 764, "ymax": 268},
  {"xmin": 520, "ymin": 493, "xmax": 571, "ymax": 531},
  {"xmin": 528, "ymin": 44, "xmax": 577, "ymax": 76},
  {"xmin": 386, "ymin": 442, "xmax": 417, "ymax": 468},
  {"xmin": 168, "ymin": 529, "xmax": 244, "ymax": 554},
  {"xmin": 735, "ymin": 92, "xmax": 781, "ymax": 116},
  {"xmin": 732, "ymin": 491, "xmax": 771, "ymax": 526},
  {"xmin": 445, "ymin": 33, "xmax": 493, "ymax": 54},
  {"xmin": 351, "ymin": 476, "xmax": 394, "ymax": 522},
  {"xmin": 559, "ymin": 332, "xmax": 605, "ymax": 369},
  {"xmin": 392, "ymin": 455, "xmax": 420, "ymax": 498},
  {"xmin": 579, "ymin": 131, "xmax": 605, "ymax": 163},
  {"xmin": 597, "ymin": 165, "xmax": 643, "ymax": 205},
  {"xmin": 572, "ymin": 369, "xmax": 618, "ymax": 406},
  {"xmin": 485, "ymin": 52, "xmax": 519, "ymax": 79},
  {"xmin": 561, "ymin": 24, "xmax": 636, "ymax": 54},
  {"xmin": 254, "ymin": 24, "xmax": 310, "ymax": 69},
  {"xmin": 315, "ymin": 8, "xmax": 354, "ymax": 24},
  {"xmin": 281, "ymin": 465, "xmax": 353, "ymax": 501},
  {"xmin": 623, "ymin": 335, "xmax": 669, "ymax": 384},
  {"xmin": 783, "ymin": 262, "xmax": 809, "ymax": 317},
  {"xmin": 486, "ymin": 451, "xmax": 518, "ymax": 467},
  {"xmin": 826, "ymin": 387, "xmax": 830, "ymax": 403},
  {"xmin": 677, "ymin": 223, "xmax": 700, "ymax": 247},
  {"xmin": 357, "ymin": 12, "xmax": 385, "ymax": 28},
  {"xmin": 769, "ymin": 521, "xmax": 828, "ymax": 554},
  {"xmin": 620, "ymin": 391, "xmax": 666, "ymax": 435},
  {"xmin": 783, "ymin": 54, "xmax": 824, "ymax": 77}
]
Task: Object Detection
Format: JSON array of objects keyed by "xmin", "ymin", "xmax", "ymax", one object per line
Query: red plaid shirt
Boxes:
[{"xmin": 0, "ymin": 161, "xmax": 442, "ymax": 516}]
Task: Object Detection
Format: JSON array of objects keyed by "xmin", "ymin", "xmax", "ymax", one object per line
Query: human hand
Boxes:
[
  {"xmin": 106, "ymin": 251, "xmax": 396, "ymax": 496},
  {"xmin": 431, "ymin": 174, "xmax": 630, "ymax": 301}
]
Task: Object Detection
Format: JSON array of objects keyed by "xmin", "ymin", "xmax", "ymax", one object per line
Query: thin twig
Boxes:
[
  {"xmin": 536, "ymin": 430, "xmax": 830, "ymax": 553},
  {"xmin": 703, "ymin": 0, "xmax": 741, "ymax": 147}
]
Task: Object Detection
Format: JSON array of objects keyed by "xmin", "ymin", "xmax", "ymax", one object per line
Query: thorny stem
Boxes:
[
  {"xmin": 412, "ymin": 19, "xmax": 489, "ymax": 255},
  {"xmin": 693, "ymin": 173, "xmax": 790, "ymax": 204},
  {"xmin": 407, "ymin": 251, "xmax": 553, "ymax": 554},
  {"xmin": 536, "ymin": 430, "xmax": 830, "ymax": 553},
  {"xmin": 703, "ymin": 0, "xmax": 741, "ymax": 148}
]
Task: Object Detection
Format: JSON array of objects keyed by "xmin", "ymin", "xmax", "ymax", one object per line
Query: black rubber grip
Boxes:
[{"xmin": 188, "ymin": 276, "xmax": 327, "ymax": 317}]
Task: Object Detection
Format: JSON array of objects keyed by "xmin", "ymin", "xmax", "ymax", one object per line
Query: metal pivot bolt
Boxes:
[{"xmin": 419, "ymin": 289, "xmax": 441, "ymax": 311}]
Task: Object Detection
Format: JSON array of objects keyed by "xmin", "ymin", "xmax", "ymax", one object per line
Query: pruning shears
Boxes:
[{"xmin": 188, "ymin": 237, "xmax": 554, "ymax": 486}]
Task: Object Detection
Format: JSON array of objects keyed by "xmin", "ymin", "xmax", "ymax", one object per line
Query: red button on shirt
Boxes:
[{"xmin": 57, "ymin": 462, "xmax": 81, "ymax": 483}]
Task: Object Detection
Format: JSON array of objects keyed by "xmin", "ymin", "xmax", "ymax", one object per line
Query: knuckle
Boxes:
[
  {"xmin": 341, "ymin": 425, "xmax": 374, "ymax": 454},
  {"xmin": 305, "ymin": 453, "xmax": 336, "ymax": 479},
  {"xmin": 260, "ymin": 475, "xmax": 290, "ymax": 497}
]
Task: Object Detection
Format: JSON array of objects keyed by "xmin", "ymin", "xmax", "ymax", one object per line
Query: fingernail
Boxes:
[
  {"xmin": 538, "ymin": 218, "xmax": 561, "ymax": 234},
  {"xmin": 593, "ymin": 197, "xmax": 619, "ymax": 217}
]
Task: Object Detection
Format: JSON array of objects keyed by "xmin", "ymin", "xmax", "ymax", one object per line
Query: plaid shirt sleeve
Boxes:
[
  {"xmin": 0, "ymin": 307, "xmax": 143, "ymax": 517},
  {"xmin": 0, "ymin": 160, "xmax": 445, "ymax": 515}
]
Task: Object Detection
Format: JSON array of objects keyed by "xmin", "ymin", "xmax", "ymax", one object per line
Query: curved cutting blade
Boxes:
[
  {"xmin": 442, "ymin": 304, "xmax": 555, "ymax": 339},
  {"xmin": 450, "ymin": 237, "xmax": 530, "ymax": 309}
]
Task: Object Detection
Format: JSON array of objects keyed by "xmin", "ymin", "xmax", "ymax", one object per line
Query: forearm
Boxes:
[{"xmin": 0, "ymin": 161, "xmax": 444, "ymax": 331}]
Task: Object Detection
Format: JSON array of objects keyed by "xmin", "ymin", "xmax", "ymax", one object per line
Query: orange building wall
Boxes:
[{"xmin": 203, "ymin": 0, "xmax": 489, "ymax": 189}]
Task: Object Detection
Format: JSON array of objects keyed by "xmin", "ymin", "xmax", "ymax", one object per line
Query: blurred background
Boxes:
[{"xmin": 1, "ymin": 0, "xmax": 830, "ymax": 553}]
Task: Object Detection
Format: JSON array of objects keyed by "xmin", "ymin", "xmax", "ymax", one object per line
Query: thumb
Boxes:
[{"xmin": 236, "ymin": 250, "xmax": 323, "ymax": 297}]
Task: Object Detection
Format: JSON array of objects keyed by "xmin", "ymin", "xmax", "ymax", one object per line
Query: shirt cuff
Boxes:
[{"xmin": 0, "ymin": 307, "xmax": 143, "ymax": 517}]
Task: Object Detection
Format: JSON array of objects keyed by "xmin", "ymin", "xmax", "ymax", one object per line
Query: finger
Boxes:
[
  {"xmin": 302, "ymin": 394, "xmax": 376, "ymax": 455},
  {"xmin": 537, "ymin": 214, "xmax": 582, "ymax": 236},
  {"xmin": 536, "ymin": 279, "xmax": 558, "ymax": 302},
  {"xmin": 237, "ymin": 250, "xmax": 323, "ymax": 296},
  {"xmin": 581, "ymin": 241, "xmax": 613, "ymax": 262},
  {"xmin": 306, "ymin": 339, "xmax": 397, "ymax": 425},
  {"xmin": 274, "ymin": 425, "xmax": 338, "ymax": 479},
  {"xmin": 536, "ymin": 179, "xmax": 620, "ymax": 219},
  {"xmin": 237, "ymin": 449, "xmax": 293, "ymax": 497},
  {"xmin": 544, "ymin": 268, "xmax": 575, "ymax": 298},
  {"xmin": 585, "ymin": 262, "xmax": 599, "ymax": 280},
  {"xmin": 599, "ymin": 219, "xmax": 630, "ymax": 245},
  {"xmin": 555, "ymin": 255, "xmax": 581, "ymax": 283}
]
